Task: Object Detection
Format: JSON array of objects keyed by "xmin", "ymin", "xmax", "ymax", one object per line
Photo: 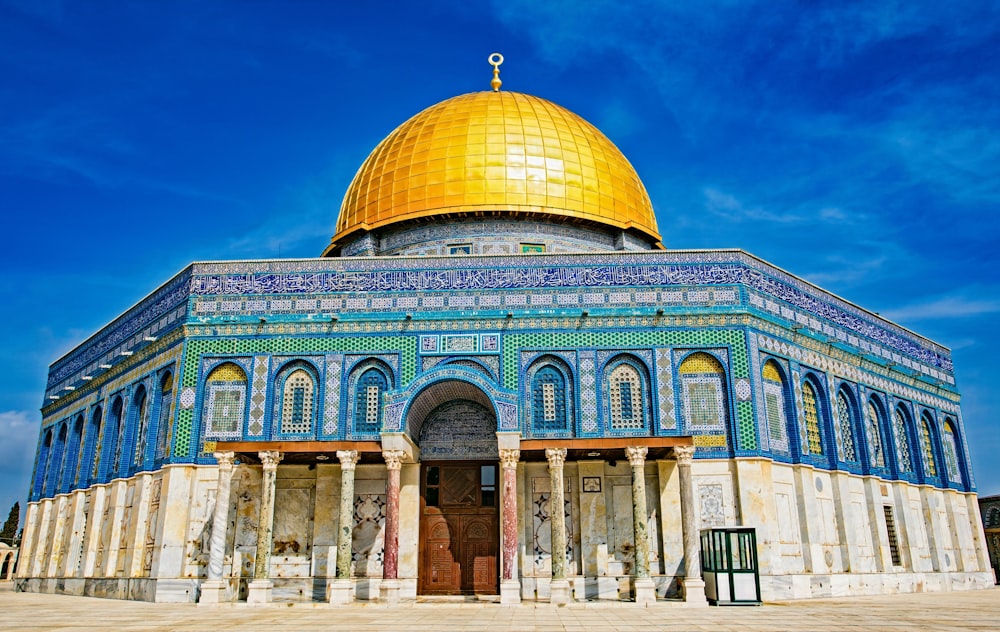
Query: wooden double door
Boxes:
[{"xmin": 419, "ymin": 462, "xmax": 499, "ymax": 595}]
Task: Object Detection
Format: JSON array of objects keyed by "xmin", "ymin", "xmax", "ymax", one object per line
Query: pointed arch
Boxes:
[
  {"xmin": 801, "ymin": 379, "xmax": 824, "ymax": 457},
  {"xmin": 51, "ymin": 423, "xmax": 68, "ymax": 496},
  {"xmin": 353, "ymin": 367, "xmax": 388, "ymax": 436},
  {"xmin": 34, "ymin": 428, "xmax": 53, "ymax": 499},
  {"xmin": 761, "ymin": 359, "xmax": 791, "ymax": 453},
  {"xmin": 941, "ymin": 418, "xmax": 963, "ymax": 484},
  {"xmin": 274, "ymin": 360, "xmax": 320, "ymax": 436},
  {"xmin": 154, "ymin": 370, "xmax": 174, "ymax": 464},
  {"xmin": 130, "ymin": 384, "xmax": 150, "ymax": 473},
  {"xmin": 605, "ymin": 354, "xmax": 652, "ymax": 434},
  {"xmin": 347, "ymin": 359, "xmax": 394, "ymax": 438},
  {"xmin": 203, "ymin": 362, "xmax": 248, "ymax": 439},
  {"xmin": 82, "ymin": 405, "xmax": 103, "ymax": 488},
  {"xmin": 60, "ymin": 414, "xmax": 85, "ymax": 493},
  {"xmin": 835, "ymin": 387, "xmax": 858, "ymax": 463},
  {"xmin": 865, "ymin": 397, "xmax": 887, "ymax": 469},
  {"xmin": 892, "ymin": 404, "xmax": 914, "ymax": 474},
  {"xmin": 106, "ymin": 395, "xmax": 126, "ymax": 480},
  {"xmin": 526, "ymin": 355, "xmax": 574, "ymax": 436},
  {"xmin": 678, "ymin": 351, "xmax": 729, "ymax": 449},
  {"xmin": 919, "ymin": 411, "xmax": 939, "ymax": 481}
]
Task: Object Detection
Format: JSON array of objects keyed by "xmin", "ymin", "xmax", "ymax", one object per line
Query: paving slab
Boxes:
[{"xmin": 1, "ymin": 582, "xmax": 999, "ymax": 631}]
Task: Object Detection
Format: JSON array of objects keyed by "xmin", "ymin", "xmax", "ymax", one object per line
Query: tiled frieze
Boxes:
[
  {"xmin": 187, "ymin": 250, "xmax": 951, "ymax": 372},
  {"xmin": 755, "ymin": 332, "xmax": 959, "ymax": 414},
  {"xmin": 47, "ymin": 271, "xmax": 192, "ymax": 390}
]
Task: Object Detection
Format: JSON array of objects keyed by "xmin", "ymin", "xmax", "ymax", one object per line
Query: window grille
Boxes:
[{"xmin": 883, "ymin": 505, "xmax": 902, "ymax": 566}]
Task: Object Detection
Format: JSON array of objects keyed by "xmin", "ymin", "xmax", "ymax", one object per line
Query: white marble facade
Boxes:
[{"xmin": 15, "ymin": 455, "xmax": 993, "ymax": 602}]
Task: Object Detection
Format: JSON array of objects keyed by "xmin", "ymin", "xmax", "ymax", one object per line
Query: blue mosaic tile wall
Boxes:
[{"xmin": 34, "ymin": 249, "xmax": 974, "ymax": 500}]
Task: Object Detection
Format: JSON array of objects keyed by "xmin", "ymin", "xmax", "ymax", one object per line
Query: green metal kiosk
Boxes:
[{"xmin": 700, "ymin": 527, "xmax": 762, "ymax": 605}]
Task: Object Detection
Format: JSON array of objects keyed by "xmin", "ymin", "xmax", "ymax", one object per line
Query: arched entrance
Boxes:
[{"xmin": 408, "ymin": 381, "xmax": 500, "ymax": 596}]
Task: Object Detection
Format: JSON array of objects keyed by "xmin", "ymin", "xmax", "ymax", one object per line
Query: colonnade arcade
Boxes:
[{"xmin": 201, "ymin": 435, "xmax": 704, "ymax": 606}]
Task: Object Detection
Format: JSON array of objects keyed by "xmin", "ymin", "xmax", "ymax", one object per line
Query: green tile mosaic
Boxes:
[
  {"xmin": 503, "ymin": 328, "xmax": 753, "ymax": 448},
  {"xmin": 502, "ymin": 329, "xmax": 749, "ymax": 390},
  {"xmin": 174, "ymin": 335, "xmax": 417, "ymax": 457}
]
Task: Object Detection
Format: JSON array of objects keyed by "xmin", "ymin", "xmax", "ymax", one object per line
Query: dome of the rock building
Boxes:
[{"xmin": 324, "ymin": 88, "xmax": 661, "ymax": 256}]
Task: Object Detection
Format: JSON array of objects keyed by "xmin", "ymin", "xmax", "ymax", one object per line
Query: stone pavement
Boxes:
[{"xmin": 1, "ymin": 583, "xmax": 998, "ymax": 631}]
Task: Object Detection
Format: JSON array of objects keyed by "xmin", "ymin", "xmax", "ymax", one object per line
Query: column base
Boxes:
[
  {"xmin": 379, "ymin": 578, "xmax": 401, "ymax": 604},
  {"xmin": 500, "ymin": 579, "xmax": 522, "ymax": 605},
  {"xmin": 246, "ymin": 579, "xmax": 273, "ymax": 606},
  {"xmin": 549, "ymin": 578, "xmax": 571, "ymax": 605},
  {"xmin": 197, "ymin": 579, "xmax": 231, "ymax": 605},
  {"xmin": 633, "ymin": 577, "xmax": 657, "ymax": 606},
  {"xmin": 328, "ymin": 578, "xmax": 356, "ymax": 604},
  {"xmin": 682, "ymin": 577, "xmax": 708, "ymax": 606}
]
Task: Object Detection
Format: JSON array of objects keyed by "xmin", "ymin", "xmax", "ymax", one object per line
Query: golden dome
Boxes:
[{"xmin": 326, "ymin": 90, "xmax": 661, "ymax": 254}]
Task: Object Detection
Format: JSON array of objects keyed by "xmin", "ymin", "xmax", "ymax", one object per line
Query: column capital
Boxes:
[
  {"xmin": 336, "ymin": 449, "xmax": 360, "ymax": 471},
  {"xmin": 674, "ymin": 445, "xmax": 696, "ymax": 465},
  {"xmin": 213, "ymin": 451, "xmax": 236, "ymax": 470},
  {"xmin": 382, "ymin": 449, "xmax": 405, "ymax": 471},
  {"xmin": 625, "ymin": 445, "xmax": 648, "ymax": 467},
  {"xmin": 499, "ymin": 448, "xmax": 521, "ymax": 470},
  {"xmin": 258, "ymin": 450, "xmax": 282, "ymax": 471},
  {"xmin": 545, "ymin": 447, "xmax": 567, "ymax": 469}
]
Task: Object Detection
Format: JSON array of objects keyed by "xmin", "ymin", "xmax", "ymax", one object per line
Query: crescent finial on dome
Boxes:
[{"xmin": 489, "ymin": 53, "xmax": 503, "ymax": 92}]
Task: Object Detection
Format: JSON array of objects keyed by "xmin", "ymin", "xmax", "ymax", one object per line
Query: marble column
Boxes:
[
  {"xmin": 499, "ymin": 448, "xmax": 521, "ymax": 604},
  {"xmin": 675, "ymin": 445, "xmax": 707, "ymax": 606},
  {"xmin": 380, "ymin": 449, "xmax": 405, "ymax": 604},
  {"xmin": 545, "ymin": 447, "xmax": 570, "ymax": 605},
  {"xmin": 247, "ymin": 450, "xmax": 281, "ymax": 606},
  {"xmin": 626, "ymin": 446, "xmax": 656, "ymax": 605},
  {"xmin": 199, "ymin": 451, "xmax": 235, "ymax": 605},
  {"xmin": 329, "ymin": 449, "xmax": 360, "ymax": 604}
]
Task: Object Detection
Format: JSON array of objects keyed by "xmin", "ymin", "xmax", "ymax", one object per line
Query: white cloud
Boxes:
[
  {"xmin": 881, "ymin": 296, "xmax": 1000, "ymax": 323},
  {"xmin": 0, "ymin": 410, "xmax": 39, "ymax": 519},
  {"xmin": 703, "ymin": 187, "xmax": 801, "ymax": 224}
]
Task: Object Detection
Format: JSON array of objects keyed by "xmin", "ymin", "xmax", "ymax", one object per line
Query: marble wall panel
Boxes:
[
  {"xmin": 656, "ymin": 459, "xmax": 684, "ymax": 578},
  {"xmin": 179, "ymin": 469, "xmax": 215, "ymax": 579},
  {"xmin": 310, "ymin": 464, "xmax": 339, "ymax": 578},
  {"xmin": 151, "ymin": 467, "xmax": 194, "ymax": 580},
  {"xmin": 232, "ymin": 464, "xmax": 262, "ymax": 578},
  {"xmin": 352, "ymin": 466, "xmax": 387, "ymax": 578},
  {"xmin": 271, "ymin": 466, "xmax": 315, "ymax": 578}
]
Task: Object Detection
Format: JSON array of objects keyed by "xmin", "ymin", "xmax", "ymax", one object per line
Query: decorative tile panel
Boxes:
[
  {"xmin": 248, "ymin": 356, "xmax": 269, "ymax": 437},
  {"xmin": 654, "ymin": 348, "xmax": 676, "ymax": 430},
  {"xmin": 323, "ymin": 354, "xmax": 342, "ymax": 435}
]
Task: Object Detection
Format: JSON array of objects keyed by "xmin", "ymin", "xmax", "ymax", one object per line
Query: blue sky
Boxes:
[{"xmin": 2, "ymin": 1, "xmax": 999, "ymax": 526}]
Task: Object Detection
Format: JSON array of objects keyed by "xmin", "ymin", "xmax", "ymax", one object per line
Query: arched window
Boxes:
[
  {"xmin": 866, "ymin": 400, "xmax": 886, "ymax": 468},
  {"xmin": 85, "ymin": 406, "xmax": 103, "ymax": 487},
  {"xmin": 608, "ymin": 362, "xmax": 645, "ymax": 431},
  {"xmin": 761, "ymin": 361, "xmax": 789, "ymax": 452},
  {"xmin": 204, "ymin": 363, "xmax": 248, "ymax": 438},
  {"xmin": 836, "ymin": 391, "xmax": 857, "ymax": 462},
  {"xmin": 987, "ymin": 507, "xmax": 1000, "ymax": 528},
  {"xmin": 532, "ymin": 364, "xmax": 569, "ymax": 433},
  {"xmin": 131, "ymin": 385, "xmax": 150, "ymax": 471},
  {"xmin": 920, "ymin": 413, "xmax": 938, "ymax": 478},
  {"xmin": 280, "ymin": 368, "xmax": 316, "ymax": 434},
  {"xmin": 61, "ymin": 415, "xmax": 84, "ymax": 492},
  {"xmin": 36, "ymin": 430, "xmax": 53, "ymax": 498},
  {"xmin": 109, "ymin": 396, "xmax": 126, "ymax": 477},
  {"xmin": 679, "ymin": 352, "xmax": 727, "ymax": 440},
  {"xmin": 892, "ymin": 407, "xmax": 913, "ymax": 473},
  {"xmin": 154, "ymin": 371, "xmax": 174, "ymax": 463},
  {"xmin": 52, "ymin": 424, "xmax": 68, "ymax": 495},
  {"xmin": 353, "ymin": 368, "xmax": 387, "ymax": 435},
  {"xmin": 802, "ymin": 381, "xmax": 823, "ymax": 456},
  {"xmin": 942, "ymin": 420, "xmax": 962, "ymax": 484}
]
